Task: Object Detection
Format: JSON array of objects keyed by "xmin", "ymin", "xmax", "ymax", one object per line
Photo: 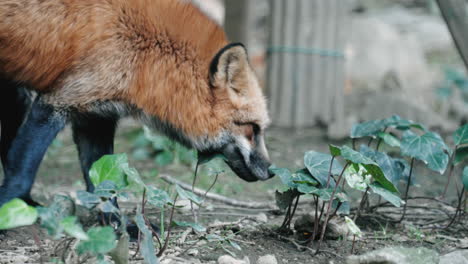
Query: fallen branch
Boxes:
[{"xmin": 159, "ymin": 174, "xmax": 275, "ymax": 209}]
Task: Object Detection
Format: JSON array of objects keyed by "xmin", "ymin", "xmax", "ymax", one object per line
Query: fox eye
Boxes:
[{"xmin": 236, "ymin": 122, "xmax": 260, "ymax": 145}]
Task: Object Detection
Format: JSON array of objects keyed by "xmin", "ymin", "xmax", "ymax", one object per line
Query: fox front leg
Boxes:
[{"xmin": 0, "ymin": 96, "xmax": 66, "ymax": 206}]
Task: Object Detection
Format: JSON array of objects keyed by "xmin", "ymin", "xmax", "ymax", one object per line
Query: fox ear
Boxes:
[{"xmin": 209, "ymin": 43, "xmax": 249, "ymax": 91}]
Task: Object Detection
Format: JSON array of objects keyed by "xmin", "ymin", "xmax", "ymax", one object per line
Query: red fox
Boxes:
[{"xmin": 0, "ymin": 0, "xmax": 273, "ymax": 206}]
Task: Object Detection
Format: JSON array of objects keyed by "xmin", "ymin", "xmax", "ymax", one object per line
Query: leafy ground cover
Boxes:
[{"xmin": 0, "ymin": 117, "xmax": 467, "ymax": 263}]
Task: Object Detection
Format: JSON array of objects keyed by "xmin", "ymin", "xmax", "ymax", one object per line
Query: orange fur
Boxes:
[{"xmin": 0, "ymin": 0, "xmax": 267, "ymax": 139}]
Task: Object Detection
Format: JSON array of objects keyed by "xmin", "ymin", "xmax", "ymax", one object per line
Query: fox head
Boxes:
[{"xmin": 199, "ymin": 43, "xmax": 273, "ymax": 182}]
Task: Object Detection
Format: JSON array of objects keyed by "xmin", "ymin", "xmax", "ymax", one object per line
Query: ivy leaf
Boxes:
[
  {"xmin": 360, "ymin": 145, "xmax": 400, "ymax": 186},
  {"xmin": 454, "ymin": 147, "xmax": 468, "ymax": 165},
  {"xmin": 77, "ymin": 226, "xmax": 117, "ymax": 256},
  {"xmin": 401, "ymin": 130, "xmax": 449, "ymax": 174},
  {"xmin": 377, "ymin": 132, "xmax": 401, "ymax": 148},
  {"xmin": 37, "ymin": 195, "xmax": 74, "ymax": 238},
  {"xmin": 344, "ymin": 216, "xmax": 362, "ymax": 238},
  {"xmin": 275, "ymin": 190, "xmax": 298, "ymax": 210},
  {"xmin": 147, "ymin": 186, "xmax": 173, "ymax": 208},
  {"xmin": 304, "ymin": 151, "xmax": 343, "ymax": 188},
  {"xmin": 89, "ymin": 154, "xmax": 129, "ymax": 189},
  {"xmin": 454, "ymin": 124, "xmax": 468, "ymax": 146},
  {"xmin": 0, "ymin": 199, "xmax": 38, "ymax": 230},
  {"xmin": 176, "ymin": 185, "xmax": 203, "ymax": 205},
  {"xmin": 463, "ymin": 167, "xmax": 468, "ymax": 192},
  {"xmin": 135, "ymin": 212, "xmax": 159, "ymax": 264},
  {"xmin": 94, "ymin": 180, "xmax": 118, "ymax": 198},
  {"xmin": 269, "ymin": 167, "xmax": 296, "ymax": 189},
  {"xmin": 341, "ymin": 146, "xmax": 398, "ymax": 193},
  {"xmin": 369, "ymin": 183, "xmax": 402, "ymax": 207},
  {"xmin": 383, "ymin": 115, "xmax": 426, "ymax": 131},
  {"xmin": 155, "ymin": 151, "xmax": 174, "ymax": 167},
  {"xmin": 173, "ymin": 221, "xmax": 206, "ymax": 232},
  {"xmin": 61, "ymin": 216, "xmax": 89, "ymax": 241},
  {"xmin": 329, "ymin": 144, "xmax": 342, "ymax": 157},
  {"xmin": 350, "ymin": 120, "xmax": 386, "ymax": 138},
  {"xmin": 76, "ymin": 191, "xmax": 101, "ymax": 209}
]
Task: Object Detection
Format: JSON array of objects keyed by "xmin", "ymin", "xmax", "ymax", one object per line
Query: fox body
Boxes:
[{"xmin": 0, "ymin": 0, "xmax": 272, "ymax": 206}]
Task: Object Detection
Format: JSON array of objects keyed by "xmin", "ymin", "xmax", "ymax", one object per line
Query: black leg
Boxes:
[
  {"xmin": 71, "ymin": 114, "xmax": 118, "ymax": 193},
  {"xmin": 0, "ymin": 96, "xmax": 66, "ymax": 206},
  {"xmin": 0, "ymin": 83, "xmax": 33, "ymax": 166}
]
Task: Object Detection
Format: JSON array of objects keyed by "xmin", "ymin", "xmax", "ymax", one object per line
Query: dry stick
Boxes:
[
  {"xmin": 316, "ymin": 163, "xmax": 350, "ymax": 254},
  {"xmin": 442, "ymin": 147, "xmax": 457, "ymax": 198},
  {"xmin": 157, "ymin": 194, "xmax": 178, "ymax": 257},
  {"xmin": 399, "ymin": 157, "xmax": 415, "ymax": 223},
  {"xmin": 159, "ymin": 174, "xmax": 274, "ymax": 209}
]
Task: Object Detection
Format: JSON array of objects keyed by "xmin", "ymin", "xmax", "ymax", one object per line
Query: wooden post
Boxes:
[
  {"xmin": 436, "ymin": 0, "xmax": 468, "ymax": 70},
  {"xmin": 267, "ymin": 0, "xmax": 348, "ymax": 135}
]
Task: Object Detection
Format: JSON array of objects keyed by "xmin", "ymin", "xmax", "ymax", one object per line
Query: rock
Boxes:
[
  {"xmin": 187, "ymin": 248, "xmax": 199, "ymax": 257},
  {"xmin": 347, "ymin": 247, "xmax": 439, "ymax": 264},
  {"xmin": 440, "ymin": 250, "xmax": 468, "ymax": 264},
  {"xmin": 256, "ymin": 254, "xmax": 278, "ymax": 264},
  {"xmin": 217, "ymin": 255, "xmax": 250, "ymax": 264},
  {"xmin": 255, "ymin": 213, "xmax": 268, "ymax": 223}
]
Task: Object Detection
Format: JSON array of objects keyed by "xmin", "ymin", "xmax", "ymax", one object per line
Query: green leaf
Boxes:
[
  {"xmin": 401, "ymin": 130, "xmax": 449, "ymax": 174},
  {"xmin": 61, "ymin": 216, "xmax": 89, "ymax": 240},
  {"xmin": 377, "ymin": 132, "xmax": 401, "ymax": 148},
  {"xmin": 173, "ymin": 221, "xmax": 206, "ymax": 232},
  {"xmin": 329, "ymin": 144, "xmax": 342, "ymax": 156},
  {"xmin": 360, "ymin": 145, "xmax": 400, "ymax": 186},
  {"xmin": 463, "ymin": 167, "xmax": 468, "ymax": 192},
  {"xmin": 94, "ymin": 180, "xmax": 118, "ymax": 198},
  {"xmin": 304, "ymin": 151, "xmax": 343, "ymax": 188},
  {"xmin": 89, "ymin": 154, "xmax": 129, "ymax": 189},
  {"xmin": 37, "ymin": 195, "xmax": 74, "ymax": 238},
  {"xmin": 269, "ymin": 167, "xmax": 295, "ymax": 189},
  {"xmin": 147, "ymin": 186, "xmax": 173, "ymax": 208},
  {"xmin": 341, "ymin": 146, "xmax": 376, "ymax": 164},
  {"xmin": 99, "ymin": 201, "xmax": 120, "ymax": 214},
  {"xmin": 344, "ymin": 216, "xmax": 362, "ymax": 238},
  {"xmin": 370, "ymin": 183, "xmax": 402, "ymax": 207},
  {"xmin": 175, "ymin": 185, "xmax": 203, "ymax": 205},
  {"xmin": 0, "ymin": 199, "xmax": 38, "ymax": 230},
  {"xmin": 228, "ymin": 240, "xmax": 242, "ymax": 251},
  {"xmin": 155, "ymin": 151, "xmax": 174, "ymax": 167},
  {"xmin": 77, "ymin": 226, "xmax": 117, "ymax": 256},
  {"xmin": 454, "ymin": 125, "xmax": 468, "ymax": 146},
  {"xmin": 454, "ymin": 147, "xmax": 468, "ymax": 165},
  {"xmin": 275, "ymin": 189, "xmax": 298, "ymax": 210},
  {"xmin": 135, "ymin": 212, "xmax": 159, "ymax": 264},
  {"xmin": 76, "ymin": 191, "xmax": 101, "ymax": 209},
  {"xmin": 350, "ymin": 120, "xmax": 386, "ymax": 138},
  {"xmin": 344, "ymin": 164, "xmax": 369, "ymax": 192}
]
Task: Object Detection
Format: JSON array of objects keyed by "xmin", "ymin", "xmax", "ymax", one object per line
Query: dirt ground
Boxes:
[{"xmin": 0, "ymin": 121, "xmax": 466, "ymax": 263}]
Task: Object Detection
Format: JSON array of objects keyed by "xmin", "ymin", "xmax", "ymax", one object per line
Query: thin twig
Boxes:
[
  {"xmin": 190, "ymin": 161, "xmax": 200, "ymax": 223},
  {"xmin": 159, "ymin": 174, "xmax": 274, "ymax": 209},
  {"xmin": 442, "ymin": 147, "xmax": 457, "ymax": 198}
]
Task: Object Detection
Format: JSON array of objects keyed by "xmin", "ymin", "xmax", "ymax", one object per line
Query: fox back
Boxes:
[{"xmin": 0, "ymin": 0, "xmax": 272, "ymax": 181}]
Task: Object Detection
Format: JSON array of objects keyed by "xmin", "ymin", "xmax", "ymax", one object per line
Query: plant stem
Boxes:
[
  {"xmin": 326, "ymin": 156, "xmax": 336, "ymax": 188},
  {"xmin": 442, "ymin": 147, "xmax": 457, "ymax": 198},
  {"xmin": 354, "ymin": 187, "xmax": 370, "ymax": 221},
  {"xmin": 191, "ymin": 161, "xmax": 200, "ymax": 223},
  {"xmin": 399, "ymin": 158, "xmax": 415, "ymax": 223},
  {"xmin": 352, "ymin": 139, "xmax": 356, "ymax": 150},
  {"xmin": 446, "ymin": 184, "xmax": 465, "ymax": 229},
  {"xmin": 351, "ymin": 235, "xmax": 356, "ymax": 254},
  {"xmin": 157, "ymin": 195, "xmax": 178, "ymax": 257},
  {"xmin": 312, "ymin": 196, "xmax": 319, "ymax": 241},
  {"xmin": 287, "ymin": 195, "xmax": 301, "ymax": 229},
  {"xmin": 316, "ymin": 163, "xmax": 349, "ymax": 253}
]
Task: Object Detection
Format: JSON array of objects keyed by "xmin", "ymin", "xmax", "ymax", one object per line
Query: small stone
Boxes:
[
  {"xmin": 347, "ymin": 247, "xmax": 439, "ymax": 264},
  {"xmin": 440, "ymin": 250, "xmax": 468, "ymax": 264},
  {"xmin": 187, "ymin": 248, "xmax": 199, "ymax": 256},
  {"xmin": 218, "ymin": 255, "xmax": 250, "ymax": 264},
  {"xmin": 256, "ymin": 213, "xmax": 268, "ymax": 223},
  {"xmin": 256, "ymin": 254, "xmax": 277, "ymax": 264}
]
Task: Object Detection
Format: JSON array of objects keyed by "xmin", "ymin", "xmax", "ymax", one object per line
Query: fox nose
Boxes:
[{"xmin": 268, "ymin": 169, "xmax": 275, "ymax": 179}]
